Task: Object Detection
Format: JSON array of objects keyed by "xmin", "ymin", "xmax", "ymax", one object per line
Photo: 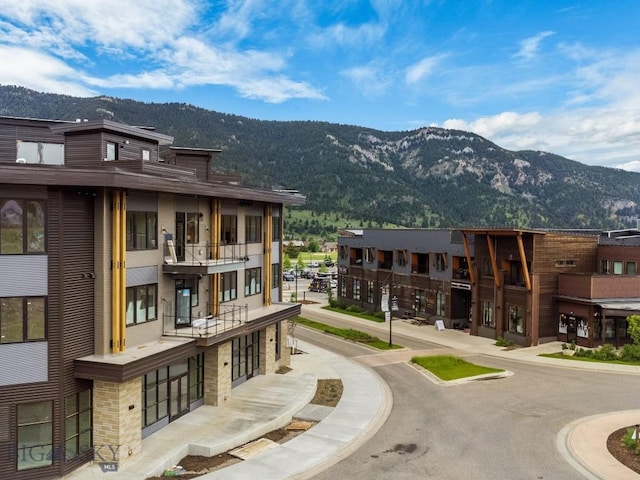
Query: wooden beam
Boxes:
[
  {"xmin": 462, "ymin": 233, "xmax": 475, "ymax": 284},
  {"xmin": 516, "ymin": 233, "xmax": 532, "ymax": 290},
  {"xmin": 486, "ymin": 234, "xmax": 501, "ymax": 288}
]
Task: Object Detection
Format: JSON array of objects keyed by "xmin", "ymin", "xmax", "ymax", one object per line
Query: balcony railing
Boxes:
[
  {"xmin": 162, "ymin": 241, "xmax": 249, "ymax": 274},
  {"xmin": 163, "ymin": 304, "xmax": 248, "ymax": 339}
]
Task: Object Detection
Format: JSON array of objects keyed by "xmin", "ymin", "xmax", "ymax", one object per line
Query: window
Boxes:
[
  {"xmin": 366, "ymin": 281, "xmax": 374, "ymax": 304},
  {"xmin": 353, "ymin": 279, "xmax": 361, "ymax": 300},
  {"xmin": 272, "ymin": 264, "xmax": 281, "ymax": 288},
  {"xmin": 436, "ymin": 291, "xmax": 445, "ymax": 316},
  {"xmin": 141, "ymin": 369, "xmax": 169, "ymax": 428},
  {"xmin": 613, "ymin": 261, "xmax": 623, "ymax": 275},
  {"xmin": 176, "ymin": 278, "xmax": 198, "ymax": 307},
  {"xmin": 17, "ymin": 401, "xmax": 53, "ymax": 470},
  {"xmin": 434, "ymin": 253, "xmax": 447, "ymax": 272},
  {"xmin": 186, "ymin": 213, "xmax": 199, "ymax": 244},
  {"xmin": 601, "ymin": 260, "xmax": 611, "ymax": 274},
  {"xmin": 555, "ymin": 259, "xmax": 577, "ymax": 267},
  {"xmin": 245, "ymin": 268, "xmax": 262, "ymax": 296},
  {"xmin": 482, "ymin": 258, "xmax": 493, "ymax": 276},
  {"xmin": 0, "ymin": 199, "xmax": 46, "ymax": 254},
  {"xmin": 275, "ymin": 322, "xmax": 281, "ymax": 360},
  {"xmin": 339, "ymin": 245, "xmax": 348, "ymax": 259},
  {"xmin": 106, "ymin": 141, "xmax": 118, "ymax": 161},
  {"xmin": 221, "ymin": 271, "xmax": 237, "ymax": 301},
  {"xmin": 508, "ymin": 305, "xmax": 524, "ymax": 334},
  {"xmin": 0, "ymin": 297, "xmax": 46, "ymax": 343},
  {"xmin": 482, "ymin": 301, "xmax": 495, "ymax": 328},
  {"xmin": 221, "ymin": 215, "xmax": 237, "ymax": 244},
  {"xmin": 245, "ymin": 216, "xmax": 262, "ymax": 243},
  {"xmin": 627, "ymin": 262, "xmax": 637, "ymax": 275},
  {"xmin": 396, "ymin": 249, "xmax": 408, "ymax": 267},
  {"xmin": 272, "ymin": 216, "xmax": 281, "ymax": 242},
  {"xmin": 65, "ymin": 390, "xmax": 92, "ymax": 460},
  {"xmin": 142, "ymin": 148, "xmax": 150, "ymax": 161},
  {"xmin": 364, "ymin": 247, "xmax": 375, "ymax": 264},
  {"xmin": 125, "ymin": 284, "xmax": 157, "ymax": 326},
  {"xmin": 339, "ymin": 277, "xmax": 347, "ymax": 297},
  {"xmin": 17, "ymin": 141, "xmax": 64, "ymax": 165},
  {"xmin": 232, "ymin": 333, "xmax": 260, "ymax": 381},
  {"xmin": 188, "ymin": 354, "xmax": 204, "ymax": 403},
  {"xmin": 126, "ymin": 212, "xmax": 157, "ymax": 250}
]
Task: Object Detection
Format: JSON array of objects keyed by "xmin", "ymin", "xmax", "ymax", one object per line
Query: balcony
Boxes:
[
  {"xmin": 163, "ymin": 302, "xmax": 301, "ymax": 347},
  {"xmin": 162, "ymin": 242, "xmax": 248, "ymax": 275}
]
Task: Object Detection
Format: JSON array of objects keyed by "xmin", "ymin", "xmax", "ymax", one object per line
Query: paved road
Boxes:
[{"xmin": 295, "ymin": 314, "xmax": 640, "ymax": 480}]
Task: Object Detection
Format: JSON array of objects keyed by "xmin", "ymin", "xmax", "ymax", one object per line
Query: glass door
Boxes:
[
  {"xmin": 169, "ymin": 374, "xmax": 189, "ymax": 421},
  {"xmin": 175, "ymin": 212, "xmax": 185, "ymax": 261},
  {"xmin": 176, "ymin": 287, "xmax": 191, "ymax": 327}
]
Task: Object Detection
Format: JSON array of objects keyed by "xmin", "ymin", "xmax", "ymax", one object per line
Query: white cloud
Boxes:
[
  {"xmin": 341, "ymin": 63, "xmax": 392, "ymax": 97},
  {"xmin": 513, "ymin": 31, "xmax": 555, "ymax": 60},
  {"xmin": 405, "ymin": 54, "xmax": 446, "ymax": 85}
]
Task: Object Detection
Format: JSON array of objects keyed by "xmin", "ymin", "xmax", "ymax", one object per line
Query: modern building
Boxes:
[
  {"xmin": 340, "ymin": 227, "xmax": 639, "ymax": 348},
  {"xmin": 337, "ymin": 229, "xmax": 473, "ymax": 328},
  {"xmin": 0, "ymin": 115, "xmax": 304, "ymax": 478}
]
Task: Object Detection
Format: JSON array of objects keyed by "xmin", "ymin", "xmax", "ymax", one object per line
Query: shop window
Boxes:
[
  {"xmin": 482, "ymin": 301, "xmax": 495, "ymax": 328},
  {"xmin": 436, "ymin": 291, "xmax": 445, "ymax": 316},
  {"xmin": 188, "ymin": 354, "xmax": 204, "ymax": 403},
  {"xmin": 508, "ymin": 305, "xmax": 524, "ymax": 334},
  {"xmin": 353, "ymin": 279, "xmax": 361, "ymax": 300}
]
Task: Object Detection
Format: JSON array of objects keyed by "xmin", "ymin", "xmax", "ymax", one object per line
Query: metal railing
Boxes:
[
  {"xmin": 163, "ymin": 303, "xmax": 248, "ymax": 338},
  {"xmin": 163, "ymin": 241, "xmax": 248, "ymax": 266}
]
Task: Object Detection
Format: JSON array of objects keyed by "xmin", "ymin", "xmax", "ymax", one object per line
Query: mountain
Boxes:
[{"xmin": 2, "ymin": 84, "xmax": 640, "ymax": 239}]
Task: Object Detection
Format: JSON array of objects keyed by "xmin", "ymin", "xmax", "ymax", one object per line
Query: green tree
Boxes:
[
  {"xmin": 308, "ymin": 238, "xmax": 319, "ymax": 252},
  {"xmin": 627, "ymin": 315, "xmax": 640, "ymax": 345},
  {"xmin": 296, "ymin": 255, "xmax": 305, "ymax": 270},
  {"xmin": 283, "ymin": 256, "xmax": 291, "ymax": 270}
]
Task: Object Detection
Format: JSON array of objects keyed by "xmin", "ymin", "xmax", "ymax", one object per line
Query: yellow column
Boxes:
[
  {"xmin": 111, "ymin": 191, "xmax": 121, "ymax": 353},
  {"xmin": 264, "ymin": 204, "xmax": 272, "ymax": 306}
]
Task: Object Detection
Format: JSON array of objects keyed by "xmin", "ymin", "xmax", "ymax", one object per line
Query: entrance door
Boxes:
[
  {"xmin": 169, "ymin": 374, "xmax": 189, "ymax": 421},
  {"xmin": 567, "ymin": 316, "xmax": 577, "ymax": 342},
  {"xmin": 175, "ymin": 212, "xmax": 185, "ymax": 261},
  {"xmin": 175, "ymin": 287, "xmax": 191, "ymax": 327}
]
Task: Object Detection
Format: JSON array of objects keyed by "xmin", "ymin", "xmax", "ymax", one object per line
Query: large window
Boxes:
[
  {"xmin": 0, "ymin": 199, "xmax": 46, "ymax": 254},
  {"xmin": 508, "ymin": 305, "xmax": 524, "ymax": 334},
  {"xmin": 65, "ymin": 390, "xmax": 92, "ymax": 460},
  {"xmin": 125, "ymin": 284, "xmax": 157, "ymax": 326},
  {"xmin": 0, "ymin": 297, "xmax": 46, "ymax": 343},
  {"xmin": 436, "ymin": 291, "xmax": 445, "ymax": 316},
  {"xmin": 188, "ymin": 353, "xmax": 204, "ymax": 403},
  {"xmin": 613, "ymin": 261, "xmax": 623, "ymax": 275},
  {"xmin": 17, "ymin": 141, "xmax": 64, "ymax": 165},
  {"xmin": 105, "ymin": 141, "xmax": 118, "ymax": 161},
  {"xmin": 245, "ymin": 216, "xmax": 262, "ymax": 243},
  {"xmin": 141, "ymin": 369, "xmax": 169, "ymax": 428},
  {"xmin": 272, "ymin": 216, "xmax": 281, "ymax": 241},
  {"xmin": 221, "ymin": 271, "xmax": 237, "ymax": 302},
  {"xmin": 627, "ymin": 262, "xmax": 637, "ymax": 275},
  {"xmin": 186, "ymin": 213, "xmax": 199, "ymax": 244},
  {"xmin": 126, "ymin": 212, "xmax": 157, "ymax": 250},
  {"xmin": 17, "ymin": 401, "xmax": 53, "ymax": 471},
  {"xmin": 221, "ymin": 215, "xmax": 237, "ymax": 244},
  {"xmin": 232, "ymin": 332, "xmax": 260, "ymax": 381},
  {"xmin": 245, "ymin": 267, "xmax": 262, "ymax": 296},
  {"xmin": 482, "ymin": 301, "xmax": 495, "ymax": 328}
]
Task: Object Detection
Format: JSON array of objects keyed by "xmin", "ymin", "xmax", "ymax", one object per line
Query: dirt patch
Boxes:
[
  {"xmin": 146, "ymin": 377, "xmax": 343, "ymax": 479},
  {"xmin": 607, "ymin": 426, "xmax": 640, "ymax": 475}
]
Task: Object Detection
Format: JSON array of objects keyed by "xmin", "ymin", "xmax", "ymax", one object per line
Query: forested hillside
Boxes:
[{"xmin": 2, "ymin": 85, "xmax": 640, "ymax": 239}]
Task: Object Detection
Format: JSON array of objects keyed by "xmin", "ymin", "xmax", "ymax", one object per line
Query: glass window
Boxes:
[
  {"xmin": 626, "ymin": 262, "xmax": 636, "ymax": 275},
  {"xmin": 125, "ymin": 285, "xmax": 157, "ymax": 326},
  {"xmin": 364, "ymin": 247, "xmax": 375, "ymax": 263},
  {"xmin": 17, "ymin": 401, "xmax": 53, "ymax": 470},
  {"xmin": 245, "ymin": 268, "xmax": 262, "ymax": 296},
  {"xmin": 339, "ymin": 245, "xmax": 348, "ymax": 259},
  {"xmin": 482, "ymin": 301, "xmax": 495, "ymax": 328},
  {"xmin": 65, "ymin": 390, "xmax": 92, "ymax": 460},
  {"xmin": 436, "ymin": 291, "xmax": 445, "ymax": 316},
  {"xmin": 221, "ymin": 271, "xmax": 237, "ymax": 302},
  {"xmin": 396, "ymin": 250, "xmax": 408, "ymax": 266},
  {"xmin": 221, "ymin": 215, "xmax": 237, "ymax": 244},
  {"xmin": 339, "ymin": 277, "xmax": 347, "ymax": 297},
  {"xmin": 17, "ymin": 141, "xmax": 64, "ymax": 165},
  {"xmin": 434, "ymin": 253, "xmax": 447, "ymax": 272},
  {"xmin": 272, "ymin": 216, "xmax": 281, "ymax": 242},
  {"xmin": 245, "ymin": 216, "xmax": 262, "ymax": 244},
  {"xmin": 353, "ymin": 279, "xmax": 361, "ymax": 300},
  {"xmin": 106, "ymin": 142, "xmax": 117, "ymax": 161},
  {"xmin": 126, "ymin": 212, "xmax": 157, "ymax": 250},
  {"xmin": 613, "ymin": 261, "xmax": 623, "ymax": 275},
  {"xmin": 508, "ymin": 305, "xmax": 524, "ymax": 334},
  {"xmin": 142, "ymin": 148, "xmax": 150, "ymax": 161},
  {"xmin": 271, "ymin": 264, "xmax": 281, "ymax": 289},
  {"xmin": 142, "ymin": 368, "xmax": 170, "ymax": 428},
  {"xmin": 1, "ymin": 199, "xmax": 47, "ymax": 254},
  {"xmin": 601, "ymin": 260, "xmax": 611, "ymax": 274},
  {"xmin": 1, "ymin": 297, "xmax": 47, "ymax": 343},
  {"xmin": 188, "ymin": 354, "xmax": 204, "ymax": 403},
  {"xmin": 187, "ymin": 213, "xmax": 199, "ymax": 244}
]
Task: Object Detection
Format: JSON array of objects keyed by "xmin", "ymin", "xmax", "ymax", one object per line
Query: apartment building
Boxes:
[
  {"xmin": 337, "ymin": 229, "xmax": 474, "ymax": 328},
  {"xmin": 0, "ymin": 116, "xmax": 304, "ymax": 478}
]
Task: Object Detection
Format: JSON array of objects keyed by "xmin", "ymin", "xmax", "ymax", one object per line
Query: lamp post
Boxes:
[{"xmin": 294, "ymin": 265, "xmax": 299, "ymax": 303}]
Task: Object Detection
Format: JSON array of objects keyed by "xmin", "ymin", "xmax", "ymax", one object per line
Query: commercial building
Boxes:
[{"xmin": 0, "ymin": 115, "xmax": 304, "ymax": 478}]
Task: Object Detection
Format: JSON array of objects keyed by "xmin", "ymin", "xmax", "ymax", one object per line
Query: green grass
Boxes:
[
  {"xmin": 295, "ymin": 317, "xmax": 402, "ymax": 350},
  {"xmin": 539, "ymin": 353, "xmax": 640, "ymax": 366},
  {"xmin": 411, "ymin": 355, "xmax": 504, "ymax": 381},
  {"xmin": 321, "ymin": 305, "xmax": 386, "ymax": 323}
]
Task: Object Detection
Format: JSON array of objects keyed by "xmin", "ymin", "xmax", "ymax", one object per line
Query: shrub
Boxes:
[
  {"xmin": 622, "ymin": 427, "xmax": 640, "ymax": 454},
  {"xmin": 374, "ymin": 311, "xmax": 386, "ymax": 320},
  {"xmin": 495, "ymin": 337, "xmax": 514, "ymax": 347},
  {"xmin": 346, "ymin": 304, "xmax": 364, "ymax": 313},
  {"xmin": 619, "ymin": 343, "xmax": 640, "ymax": 362},
  {"xmin": 328, "ymin": 298, "xmax": 339, "ymax": 308},
  {"xmin": 593, "ymin": 343, "xmax": 619, "ymax": 361},
  {"xmin": 575, "ymin": 347, "xmax": 594, "ymax": 358}
]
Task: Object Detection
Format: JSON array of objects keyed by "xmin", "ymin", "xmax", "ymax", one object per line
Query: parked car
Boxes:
[
  {"xmin": 309, "ymin": 277, "xmax": 330, "ymax": 292},
  {"xmin": 283, "ymin": 271, "xmax": 295, "ymax": 281},
  {"xmin": 308, "ymin": 261, "xmax": 320, "ymax": 268},
  {"xmin": 324, "ymin": 260, "xmax": 335, "ymax": 267}
]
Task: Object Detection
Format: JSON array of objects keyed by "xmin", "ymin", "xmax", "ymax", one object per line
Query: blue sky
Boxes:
[{"xmin": 1, "ymin": 0, "xmax": 639, "ymax": 170}]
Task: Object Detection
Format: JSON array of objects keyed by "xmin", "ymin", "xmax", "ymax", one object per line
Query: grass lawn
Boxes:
[
  {"xmin": 321, "ymin": 305, "xmax": 386, "ymax": 323},
  {"xmin": 412, "ymin": 355, "xmax": 504, "ymax": 381},
  {"xmin": 295, "ymin": 317, "xmax": 402, "ymax": 350},
  {"xmin": 539, "ymin": 353, "xmax": 640, "ymax": 366}
]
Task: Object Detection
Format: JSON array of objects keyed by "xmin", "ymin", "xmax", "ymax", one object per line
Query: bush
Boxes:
[
  {"xmin": 620, "ymin": 343, "xmax": 640, "ymax": 362},
  {"xmin": 593, "ymin": 343, "xmax": 619, "ymax": 361},
  {"xmin": 346, "ymin": 304, "xmax": 364, "ymax": 313},
  {"xmin": 575, "ymin": 347, "xmax": 594, "ymax": 358},
  {"xmin": 328, "ymin": 298, "xmax": 339, "ymax": 308},
  {"xmin": 495, "ymin": 337, "xmax": 514, "ymax": 347},
  {"xmin": 622, "ymin": 427, "xmax": 640, "ymax": 454},
  {"xmin": 374, "ymin": 311, "xmax": 386, "ymax": 320}
]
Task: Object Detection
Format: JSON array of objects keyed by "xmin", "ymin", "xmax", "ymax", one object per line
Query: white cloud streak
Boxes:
[{"xmin": 513, "ymin": 31, "xmax": 555, "ymax": 60}]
